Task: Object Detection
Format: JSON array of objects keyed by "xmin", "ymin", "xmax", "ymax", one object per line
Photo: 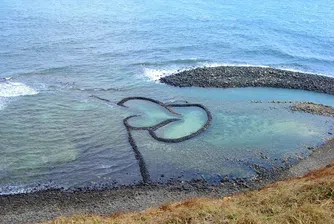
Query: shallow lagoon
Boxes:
[{"xmin": 0, "ymin": 84, "xmax": 333, "ymax": 194}]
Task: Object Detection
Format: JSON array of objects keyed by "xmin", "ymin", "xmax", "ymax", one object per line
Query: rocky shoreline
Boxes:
[
  {"xmin": 160, "ymin": 66, "xmax": 334, "ymax": 95},
  {"xmin": 1, "ymin": 138, "xmax": 333, "ymax": 224}
]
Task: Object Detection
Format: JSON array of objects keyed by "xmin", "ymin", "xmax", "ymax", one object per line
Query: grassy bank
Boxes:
[{"xmin": 49, "ymin": 163, "xmax": 334, "ymax": 224}]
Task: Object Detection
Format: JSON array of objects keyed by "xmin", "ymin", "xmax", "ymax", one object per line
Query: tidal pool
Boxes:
[
  {"xmin": 155, "ymin": 106, "xmax": 208, "ymax": 139},
  {"xmin": 128, "ymin": 99, "xmax": 332, "ymax": 182},
  {"xmin": 0, "ymin": 86, "xmax": 333, "ymax": 194}
]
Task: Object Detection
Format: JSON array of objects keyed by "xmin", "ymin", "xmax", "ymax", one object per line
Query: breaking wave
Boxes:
[
  {"xmin": 142, "ymin": 62, "xmax": 329, "ymax": 82},
  {"xmin": 0, "ymin": 81, "xmax": 38, "ymax": 110},
  {"xmin": 143, "ymin": 68, "xmax": 188, "ymax": 81},
  {"xmin": 0, "ymin": 81, "xmax": 38, "ymax": 98}
]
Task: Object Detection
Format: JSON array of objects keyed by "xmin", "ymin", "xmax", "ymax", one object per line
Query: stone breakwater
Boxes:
[
  {"xmin": 160, "ymin": 66, "xmax": 334, "ymax": 95},
  {"xmin": 117, "ymin": 96, "xmax": 212, "ymax": 183}
]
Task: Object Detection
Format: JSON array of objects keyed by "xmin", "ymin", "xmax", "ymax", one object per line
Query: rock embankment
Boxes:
[
  {"xmin": 291, "ymin": 102, "xmax": 334, "ymax": 117},
  {"xmin": 160, "ymin": 66, "xmax": 334, "ymax": 95}
]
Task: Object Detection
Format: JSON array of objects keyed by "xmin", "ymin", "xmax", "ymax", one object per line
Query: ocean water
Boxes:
[{"xmin": 0, "ymin": 0, "xmax": 334, "ymax": 194}]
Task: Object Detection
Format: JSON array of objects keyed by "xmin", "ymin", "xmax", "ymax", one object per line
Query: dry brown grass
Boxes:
[{"xmin": 49, "ymin": 164, "xmax": 334, "ymax": 224}]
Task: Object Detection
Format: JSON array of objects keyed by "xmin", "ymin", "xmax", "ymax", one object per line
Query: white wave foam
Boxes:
[
  {"xmin": 143, "ymin": 68, "xmax": 188, "ymax": 81},
  {"xmin": 143, "ymin": 62, "xmax": 332, "ymax": 82},
  {"xmin": 0, "ymin": 183, "xmax": 56, "ymax": 196},
  {"xmin": 142, "ymin": 63, "xmax": 270, "ymax": 82},
  {"xmin": 200, "ymin": 63, "xmax": 334, "ymax": 77},
  {"xmin": 0, "ymin": 81, "xmax": 38, "ymax": 98},
  {"xmin": 199, "ymin": 62, "xmax": 270, "ymax": 68},
  {"xmin": 271, "ymin": 67, "xmax": 333, "ymax": 77}
]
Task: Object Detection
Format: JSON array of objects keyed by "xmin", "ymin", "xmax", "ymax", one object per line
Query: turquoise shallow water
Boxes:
[{"xmin": 0, "ymin": 0, "xmax": 334, "ymax": 194}]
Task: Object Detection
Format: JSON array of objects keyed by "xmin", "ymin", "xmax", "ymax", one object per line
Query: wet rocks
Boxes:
[
  {"xmin": 291, "ymin": 102, "xmax": 334, "ymax": 117},
  {"xmin": 160, "ymin": 66, "xmax": 334, "ymax": 95}
]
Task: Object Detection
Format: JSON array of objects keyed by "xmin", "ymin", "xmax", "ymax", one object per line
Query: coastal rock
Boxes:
[
  {"xmin": 160, "ymin": 66, "xmax": 334, "ymax": 95},
  {"xmin": 291, "ymin": 102, "xmax": 334, "ymax": 117}
]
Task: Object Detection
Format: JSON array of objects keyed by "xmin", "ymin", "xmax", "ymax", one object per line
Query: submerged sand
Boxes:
[{"xmin": 0, "ymin": 140, "xmax": 333, "ymax": 224}]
